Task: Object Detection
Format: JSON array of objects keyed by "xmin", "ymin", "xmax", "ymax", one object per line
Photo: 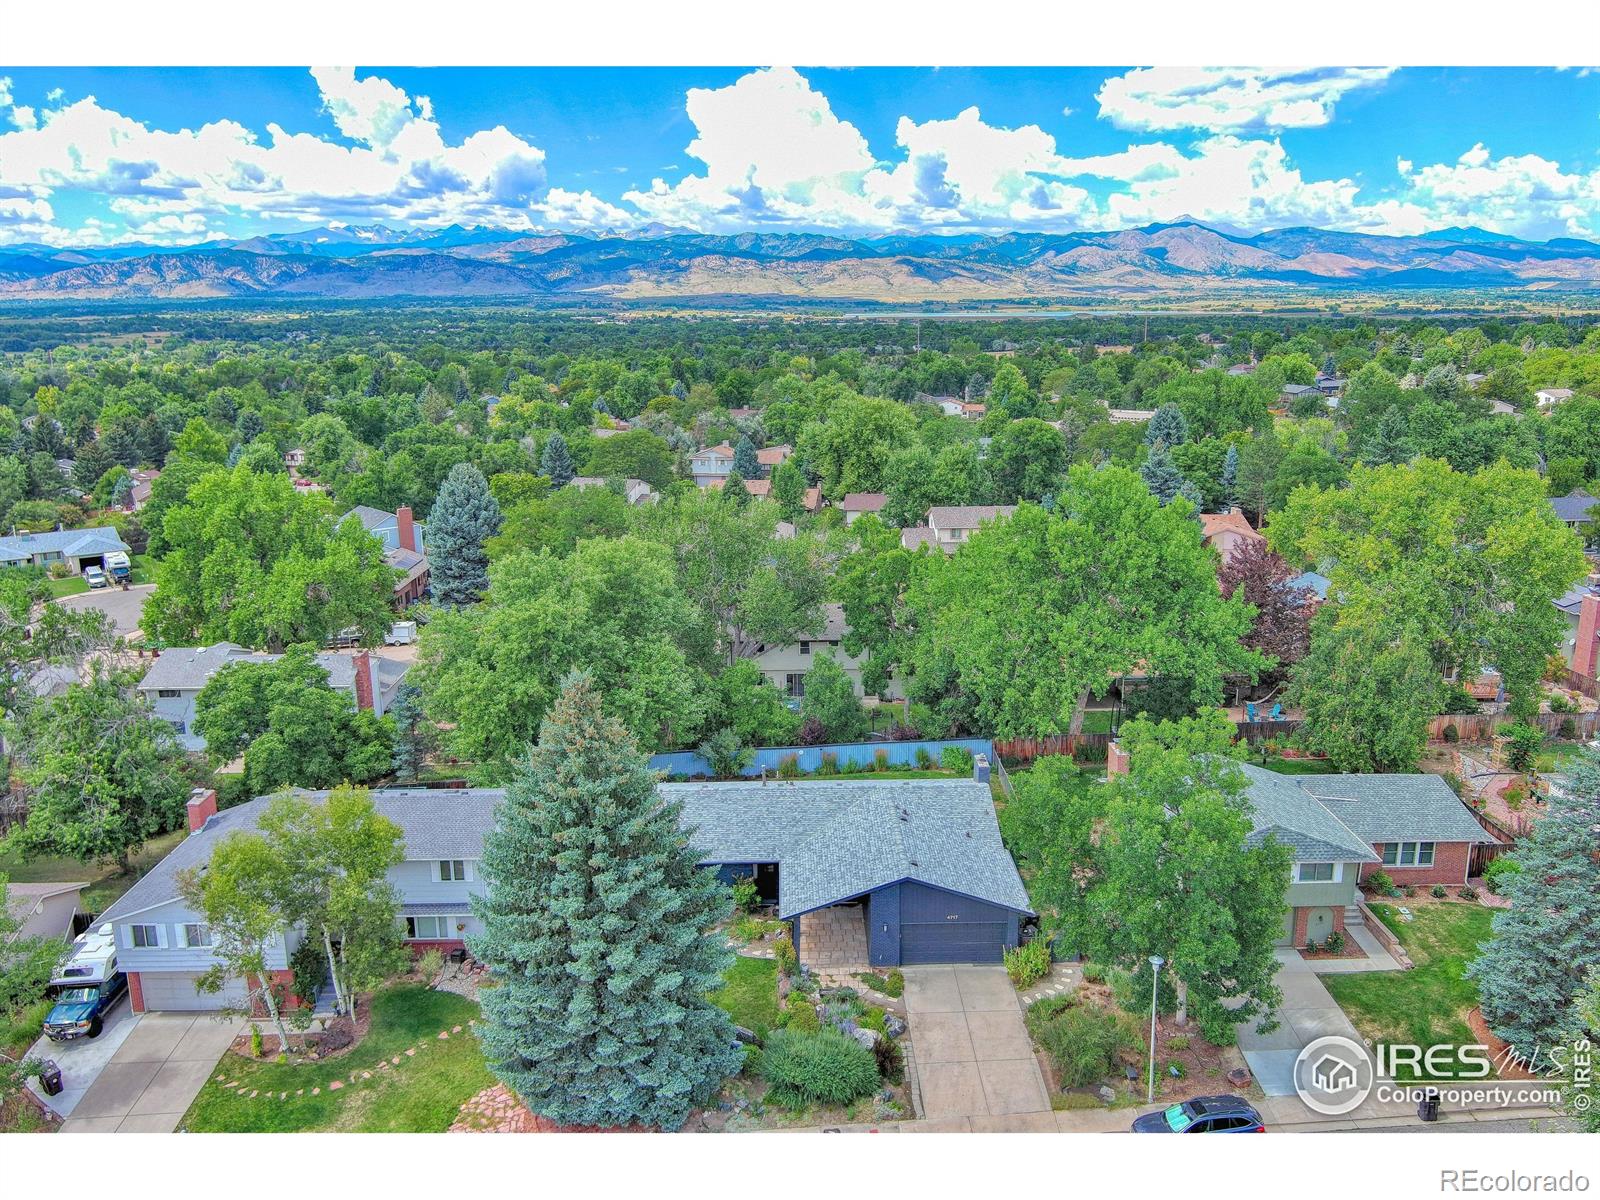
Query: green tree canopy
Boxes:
[
  {"xmin": 142, "ymin": 466, "xmax": 396, "ymax": 651},
  {"xmin": 907, "ymin": 467, "xmax": 1262, "ymax": 736}
]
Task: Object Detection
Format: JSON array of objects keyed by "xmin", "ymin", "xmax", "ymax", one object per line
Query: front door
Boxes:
[{"xmin": 1304, "ymin": 907, "xmax": 1333, "ymax": 945}]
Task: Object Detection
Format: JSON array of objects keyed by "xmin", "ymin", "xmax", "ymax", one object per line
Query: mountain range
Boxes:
[{"xmin": 2, "ymin": 220, "xmax": 1598, "ymax": 302}]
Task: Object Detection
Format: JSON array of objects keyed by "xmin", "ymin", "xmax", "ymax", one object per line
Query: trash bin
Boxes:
[
  {"xmin": 38, "ymin": 1060, "xmax": 62, "ymax": 1097},
  {"xmin": 1418, "ymin": 1087, "xmax": 1440, "ymax": 1122}
]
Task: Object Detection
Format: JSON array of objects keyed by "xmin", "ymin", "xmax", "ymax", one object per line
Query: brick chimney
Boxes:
[
  {"xmin": 1106, "ymin": 739, "xmax": 1130, "ymax": 778},
  {"xmin": 396, "ymin": 506, "xmax": 417, "ymax": 553},
  {"xmin": 1575, "ymin": 592, "xmax": 1600, "ymax": 679},
  {"xmin": 352, "ymin": 650, "xmax": 375, "ymax": 712},
  {"xmin": 186, "ymin": 787, "xmax": 218, "ymax": 833}
]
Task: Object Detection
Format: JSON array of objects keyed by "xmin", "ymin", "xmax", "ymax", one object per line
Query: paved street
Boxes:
[
  {"xmin": 53, "ymin": 583, "xmax": 155, "ymax": 639},
  {"xmin": 59, "ymin": 1012, "xmax": 245, "ymax": 1133},
  {"xmin": 904, "ymin": 965, "xmax": 1052, "ymax": 1128}
]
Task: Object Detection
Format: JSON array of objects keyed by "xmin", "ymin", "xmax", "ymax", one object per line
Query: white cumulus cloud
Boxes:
[{"xmin": 1096, "ymin": 67, "xmax": 1396, "ymax": 132}]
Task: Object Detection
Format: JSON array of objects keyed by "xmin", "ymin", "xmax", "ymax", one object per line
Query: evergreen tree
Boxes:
[
  {"xmin": 770, "ymin": 458, "xmax": 806, "ymax": 522},
  {"xmin": 540, "ymin": 433, "xmax": 575, "ymax": 488},
  {"xmin": 72, "ymin": 440, "xmax": 111, "ymax": 492},
  {"xmin": 733, "ymin": 436, "xmax": 761, "ymax": 479},
  {"xmin": 1360, "ymin": 406, "xmax": 1415, "ymax": 466},
  {"xmin": 1469, "ymin": 755, "xmax": 1600, "ymax": 1061},
  {"xmin": 722, "ymin": 471, "xmax": 751, "ymax": 510},
  {"xmin": 1220, "ymin": 444, "xmax": 1240, "ymax": 508},
  {"xmin": 389, "ymin": 682, "xmax": 434, "ymax": 783},
  {"xmin": 103, "ymin": 422, "xmax": 141, "ymax": 468},
  {"xmin": 470, "ymin": 673, "xmax": 740, "ymax": 1130},
  {"xmin": 1145, "ymin": 403, "xmax": 1188, "ymax": 447},
  {"xmin": 1140, "ymin": 441, "xmax": 1185, "ymax": 505},
  {"xmin": 428, "ymin": 462, "xmax": 502, "ymax": 607}
]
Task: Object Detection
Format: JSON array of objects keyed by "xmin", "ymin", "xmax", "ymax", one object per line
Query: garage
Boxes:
[
  {"xmin": 136, "ymin": 971, "xmax": 247, "ymax": 1011},
  {"xmin": 895, "ymin": 882, "xmax": 1018, "ymax": 965}
]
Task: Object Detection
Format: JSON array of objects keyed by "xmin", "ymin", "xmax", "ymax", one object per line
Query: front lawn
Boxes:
[
  {"xmin": 710, "ymin": 956, "xmax": 781, "ymax": 1038},
  {"xmin": 181, "ymin": 984, "xmax": 492, "ymax": 1132},
  {"xmin": 0, "ymin": 828, "xmax": 187, "ymax": 913},
  {"xmin": 1323, "ymin": 901, "xmax": 1497, "ymax": 1082}
]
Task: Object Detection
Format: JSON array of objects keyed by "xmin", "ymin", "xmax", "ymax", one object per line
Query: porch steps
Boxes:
[{"xmin": 1342, "ymin": 904, "xmax": 1365, "ymax": 928}]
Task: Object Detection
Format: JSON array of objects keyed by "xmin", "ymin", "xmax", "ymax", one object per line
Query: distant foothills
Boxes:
[{"xmin": 3, "ymin": 219, "xmax": 1600, "ymax": 302}]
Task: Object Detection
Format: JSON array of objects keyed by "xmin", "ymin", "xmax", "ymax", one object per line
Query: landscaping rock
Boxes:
[
  {"xmin": 1096, "ymin": 1085, "xmax": 1116, "ymax": 1104},
  {"xmin": 884, "ymin": 1015, "xmax": 907, "ymax": 1038},
  {"xmin": 851, "ymin": 1028, "xmax": 880, "ymax": 1050},
  {"xmin": 732, "ymin": 1025, "xmax": 759, "ymax": 1045}
]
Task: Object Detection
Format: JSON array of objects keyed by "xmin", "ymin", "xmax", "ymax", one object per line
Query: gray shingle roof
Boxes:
[
  {"xmin": 927, "ymin": 505, "xmax": 1017, "ymax": 531},
  {"xmin": 102, "ymin": 780, "xmax": 1032, "ymax": 925},
  {"xmin": 1550, "ymin": 490, "xmax": 1595, "ymax": 523},
  {"xmin": 99, "ymin": 789, "xmax": 502, "ymax": 923},
  {"xmin": 1297, "ymin": 775, "xmax": 1495, "ymax": 846},
  {"xmin": 0, "ymin": 526, "xmax": 129, "ymax": 563},
  {"xmin": 668, "ymin": 778, "xmax": 1032, "ymax": 918},
  {"xmin": 1236, "ymin": 763, "xmax": 1378, "ymax": 863}
]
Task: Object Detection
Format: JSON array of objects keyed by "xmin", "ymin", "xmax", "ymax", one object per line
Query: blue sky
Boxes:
[{"xmin": 0, "ymin": 66, "xmax": 1596, "ymax": 246}]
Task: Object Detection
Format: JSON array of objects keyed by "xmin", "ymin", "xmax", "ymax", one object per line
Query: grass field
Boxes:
[
  {"xmin": 1323, "ymin": 902, "xmax": 1497, "ymax": 1082},
  {"xmin": 0, "ymin": 828, "xmax": 187, "ymax": 913},
  {"xmin": 710, "ymin": 956, "xmax": 782, "ymax": 1039},
  {"xmin": 182, "ymin": 985, "xmax": 492, "ymax": 1132}
]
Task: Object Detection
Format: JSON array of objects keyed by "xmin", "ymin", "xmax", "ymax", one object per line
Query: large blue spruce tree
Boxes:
[
  {"xmin": 428, "ymin": 462, "xmax": 501, "ymax": 607},
  {"xmin": 540, "ymin": 432, "xmax": 575, "ymax": 488},
  {"xmin": 469, "ymin": 672, "xmax": 741, "ymax": 1130},
  {"xmin": 1468, "ymin": 754, "xmax": 1600, "ymax": 1061}
]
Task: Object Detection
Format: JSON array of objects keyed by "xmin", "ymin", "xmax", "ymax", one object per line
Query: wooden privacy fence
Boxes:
[
  {"xmin": 1558, "ymin": 668, "xmax": 1600, "ymax": 703},
  {"xmin": 993, "ymin": 732, "xmax": 1110, "ymax": 763},
  {"xmin": 1428, "ymin": 709, "xmax": 1600, "ymax": 743}
]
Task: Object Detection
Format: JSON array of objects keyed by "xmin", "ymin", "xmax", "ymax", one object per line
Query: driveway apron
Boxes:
[
  {"xmin": 59, "ymin": 1013, "xmax": 246, "ymax": 1132},
  {"xmin": 904, "ymin": 965, "xmax": 1050, "ymax": 1120}
]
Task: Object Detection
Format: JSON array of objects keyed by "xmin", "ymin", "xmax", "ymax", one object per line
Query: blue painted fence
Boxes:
[{"xmin": 648, "ymin": 737, "xmax": 996, "ymax": 780}]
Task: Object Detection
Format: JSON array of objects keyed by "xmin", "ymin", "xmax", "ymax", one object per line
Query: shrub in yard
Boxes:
[
  {"xmin": 1482, "ymin": 857, "xmax": 1521, "ymax": 894},
  {"xmin": 781, "ymin": 995, "xmax": 820, "ymax": 1032},
  {"xmin": 1166, "ymin": 1035, "xmax": 1190, "ymax": 1052},
  {"xmin": 1025, "ymin": 998, "xmax": 1142, "ymax": 1088},
  {"xmin": 772, "ymin": 931, "xmax": 797, "ymax": 974},
  {"xmin": 940, "ymin": 746, "xmax": 974, "ymax": 774},
  {"xmin": 1401, "ymin": 884, "xmax": 1417, "ymax": 898},
  {"xmin": 417, "ymin": 947, "xmax": 445, "ymax": 986},
  {"xmin": 759, "ymin": 1027, "xmax": 880, "ymax": 1110},
  {"xmin": 1458, "ymin": 885, "xmax": 1479, "ymax": 901},
  {"xmin": 290, "ymin": 937, "xmax": 328, "ymax": 1006},
  {"xmin": 250, "ymin": 1026, "xmax": 263, "ymax": 1058},
  {"xmin": 1365, "ymin": 870, "xmax": 1397, "ymax": 896},
  {"xmin": 730, "ymin": 875, "xmax": 759, "ymax": 914},
  {"xmin": 915, "ymin": 747, "xmax": 934, "ymax": 770},
  {"xmin": 1500, "ymin": 722, "xmax": 1543, "ymax": 773},
  {"xmin": 796, "ymin": 717, "xmax": 827, "ymax": 747},
  {"xmin": 1081, "ymin": 963, "xmax": 1106, "ymax": 985},
  {"xmin": 1443, "ymin": 724, "xmax": 1459, "ymax": 743},
  {"xmin": 873, "ymin": 1034, "xmax": 904, "ymax": 1084},
  {"xmin": 777, "ymin": 753, "xmax": 802, "ymax": 780},
  {"xmin": 1430, "ymin": 884, "xmax": 1448, "ymax": 899},
  {"xmin": 859, "ymin": 1006, "xmax": 888, "ymax": 1035},
  {"xmin": 884, "ymin": 969, "xmax": 904, "ymax": 998},
  {"xmin": 818, "ymin": 752, "xmax": 840, "ymax": 777},
  {"xmin": 1003, "ymin": 938, "xmax": 1051, "ymax": 988},
  {"xmin": 874, "ymin": 748, "xmax": 891, "ymax": 772},
  {"xmin": 1323, "ymin": 930, "xmax": 1345, "ymax": 955},
  {"xmin": 884, "ymin": 723, "xmax": 922, "ymax": 742},
  {"xmin": 1559, "ymin": 716, "xmax": 1577, "ymax": 739}
]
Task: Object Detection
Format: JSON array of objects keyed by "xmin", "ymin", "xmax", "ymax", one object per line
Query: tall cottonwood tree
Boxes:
[{"xmin": 470, "ymin": 673, "xmax": 740, "ymax": 1130}]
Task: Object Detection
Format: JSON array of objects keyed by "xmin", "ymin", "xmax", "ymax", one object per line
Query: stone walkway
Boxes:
[
  {"xmin": 1017, "ymin": 961, "xmax": 1083, "ymax": 1004},
  {"xmin": 798, "ymin": 904, "xmax": 869, "ymax": 971}
]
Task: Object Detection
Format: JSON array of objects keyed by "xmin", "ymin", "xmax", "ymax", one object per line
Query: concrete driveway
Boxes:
[
  {"xmin": 54, "ymin": 583, "xmax": 155, "ymax": 639},
  {"xmin": 59, "ymin": 1013, "xmax": 245, "ymax": 1133},
  {"xmin": 1238, "ymin": 949, "xmax": 1366, "ymax": 1097},
  {"xmin": 904, "ymin": 965, "xmax": 1051, "ymax": 1129},
  {"xmin": 24, "ymin": 992, "xmax": 139, "ymax": 1118}
]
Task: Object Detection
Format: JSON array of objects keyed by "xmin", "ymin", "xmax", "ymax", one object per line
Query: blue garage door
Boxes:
[{"xmin": 898, "ymin": 883, "xmax": 1011, "ymax": 964}]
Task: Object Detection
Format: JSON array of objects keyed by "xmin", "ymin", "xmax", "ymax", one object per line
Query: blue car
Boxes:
[
  {"xmin": 1132, "ymin": 1095, "xmax": 1266, "ymax": 1133},
  {"xmin": 43, "ymin": 972, "xmax": 128, "ymax": 1040}
]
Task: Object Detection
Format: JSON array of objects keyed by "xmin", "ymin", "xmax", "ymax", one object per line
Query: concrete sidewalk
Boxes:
[
  {"xmin": 1237, "ymin": 949, "xmax": 1366, "ymax": 1096},
  {"xmin": 60, "ymin": 1013, "xmax": 245, "ymax": 1133}
]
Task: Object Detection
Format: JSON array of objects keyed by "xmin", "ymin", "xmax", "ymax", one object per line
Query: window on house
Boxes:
[
  {"xmin": 1381, "ymin": 844, "xmax": 1398, "ymax": 866},
  {"xmin": 130, "ymin": 925, "xmax": 160, "ymax": 948},
  {"xmin": 182, "ymin": 924, "xmax": 212, "ymax": 947},
  {"xmin": 1398, "ymin": 843, "xmax": 1417, "ymax": 866},
  {"xmin": 405, "ymin": 915, "xmax": 457, "ymax": 940},
  {"xmin": 1416, "ymin": 842, "xmax": 1435, "ymax": 866},
  {"xmin": 785, "ymin": 673, "xmax": 805, "ymax": 698},
  {"xmin": 438, "ymin": 860, "xmax": 466, "ymax": 882},
  {"xmin": 167, "ymin": 720, "xmax": 186, "ymax": 735},
  {"xmin": 156, "ymin": 689, "xmax": 182, "ymax": 699},
  {"xmin": 799, "ymin": 641, "xmax": 811, "ymax": 655},
  {"xmin": 1382, "ymin": 841, "xmax": 1436, "ymax": 867},
  {"xmin": 1298, "ymin": 862, "xmax": 1335, "ymax": 882}
]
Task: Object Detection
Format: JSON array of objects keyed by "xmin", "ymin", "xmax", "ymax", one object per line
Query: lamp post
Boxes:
[{"xmin": 1147, "ymin": 955, "xmax": 1165, "ymax": 1104}]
